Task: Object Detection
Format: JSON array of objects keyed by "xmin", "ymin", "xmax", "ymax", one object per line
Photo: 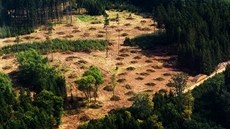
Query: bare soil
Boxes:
[{"xmin": 0, "ymin": 10, "xmax": 197, "ymax": 129}]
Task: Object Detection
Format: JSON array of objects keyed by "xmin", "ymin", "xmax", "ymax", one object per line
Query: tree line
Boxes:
[
  {"xmin": 0, "ymin": 0, "xmax": 74, "ymax": 38},
  {"xmin": 109, "ymin": 0, "xmax": 230, "ymax": 74}
]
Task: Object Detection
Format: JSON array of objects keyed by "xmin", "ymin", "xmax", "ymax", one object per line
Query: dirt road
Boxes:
[{"xmin": 184, "ymin": 61, "xmax": 230, "ymax": 92}]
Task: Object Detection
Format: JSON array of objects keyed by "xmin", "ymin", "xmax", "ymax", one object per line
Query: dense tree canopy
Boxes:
[
  {"xmin": 16, "ymin": 49, "xmax": 67, "ymax": 99},
  {"xmin": 0, "ymin": 73, "xmax": 63, "ymax": 129}
]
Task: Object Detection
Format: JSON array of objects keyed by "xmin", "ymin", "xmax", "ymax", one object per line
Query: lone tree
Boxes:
[
  {"xmin": 76, "ymin": 75, "xmax": 96, "ymax": 103},
  {"xmin": 111, "ymin": 73, "xmax": 117, "ymax": 96},
  {"xmin": 104, "ymin": 14, "xmax": 110, "ymax": 58},
  {"xmin": 169, "ymin": 73, "xmax": 188, "ymax": 95},
  {"xmin": 46, "ymin": 22, "xmax": 54, "ymax": 61},
  {"xmin": 15, "ymin": 36, "xmax": 20, "ymax": 52},
  {"xmin": 116, "ymin": 13, "xmax": 120, "ymax": 55},
  {"xmin": 83, "ymin": 66, "xmax": 104, "ymax": 102}
]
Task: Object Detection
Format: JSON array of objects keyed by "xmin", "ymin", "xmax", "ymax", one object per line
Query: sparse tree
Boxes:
[
  {"xmin": 111, "ymin": 74, "xmax": 117, "ymax": 96},
  {"xmin": 169, "ymin": 73, "xmax": 188, "ymax": 95},
  {"xmin": 116, "ymin": 13, "xmax": 120, "ymax": 55},
  {"xmin": 46, "ymin": 22, "xmax": 54, "ymax": 61},
  {"xmin": 83, "ymin": 66, "xmax": 104, "ymax": 102},
  {"xmin": 104, "ymin": 14, "xmax": 110, "ymax": 58},
  {"xmin": 76, "ymin": 75, "xmax": 96, "ymax": 103},
  {"xmin": 15, "ymin": 36, "xmax": 20, "ymax": 52}
]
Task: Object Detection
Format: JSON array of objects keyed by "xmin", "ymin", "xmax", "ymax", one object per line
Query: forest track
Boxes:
[{"xmin": 184, "ymin": 61, "xmax": 230, "ymax": 92}]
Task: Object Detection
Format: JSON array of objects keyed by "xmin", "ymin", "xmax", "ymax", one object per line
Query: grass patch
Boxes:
[{"xmin": 76, "ymin": 15, "xmax": 98, "ymax": 22}]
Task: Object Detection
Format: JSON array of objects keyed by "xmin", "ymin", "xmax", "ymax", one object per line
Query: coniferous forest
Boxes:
[{"xmin": 1, "ymin": 0, "xmax": 230, "ymax": 129}]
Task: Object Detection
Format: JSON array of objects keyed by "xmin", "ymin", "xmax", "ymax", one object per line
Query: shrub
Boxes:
[
  {"xmin": 125, "ymin": 91, "xmax": 135, "ymax": 96},
  {"xmin": 155, "ymin": 77, "xmax": 165, "ymax": 81},
  {"xmin": 130, "ymin": 61, "xmax": 138, "ymax": 64},
  {"xmin": 121, "ymin": 33, "xmax": 129, "ymax": 37},
  {"xmin": 127, "ymin": 66, "xmax": 136, "ymax": 71},
  {"xmin": 117, "ymin": 78, "xmax": 126, "ymax": 83},
  {"xmin": 145, "ymin": 60, "xmax": 153, "ymax": 63},
  {"xmin": 103, "ymin": 85, "xmax": 113, "ymax": 91},
  {"xmin": 135, "ymin": 77, "xmax": 144, "ymax": 80},
  {"xmin": 133, "ymin": 56, "xmax": 141, "ymax": 59},
  {"xmin": 118, "ymin": 72, "xmax": 127, "ymax": 76},
  {"xmin": 110, "ymin": 95, "xmax": 121, "ymax": 101},
  {"xmin": 146, "ymin": 69, "xmax": 155, "ymax": 72},
  {"xmin": 139, "ymin": 72, "xmax": 150, "ymax": 76},
  {"xmin": 123, "ymin": 84, "xmax": 132, "ymax": 89},
  {"xmin": 145, "ymin": 82, "xmax": 156, "ymax": 86},
  {"xmin": 163, "ymin": 73, "xmax": 171, "ymax": 76},
  {"xmin": 80, "ymin": 115, "xmax": 91, "ymax": 122}
]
